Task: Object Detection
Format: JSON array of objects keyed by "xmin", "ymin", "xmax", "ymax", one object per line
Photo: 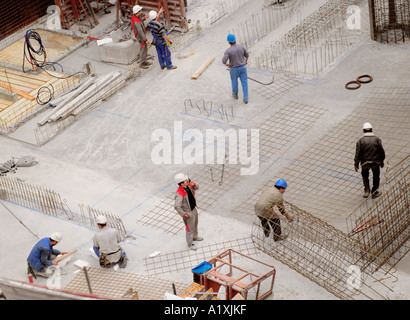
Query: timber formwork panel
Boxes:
[{"xmin": 0, "ymin": 67, "xmax": 80, "ymax": 132}]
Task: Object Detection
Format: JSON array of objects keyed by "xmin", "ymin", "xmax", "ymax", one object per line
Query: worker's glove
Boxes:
[
  {"xmin": 182, "ymin": 213, "xmax": 189, "ymax": 223},
  {"xmin": 354, "ymin": 165, "xmax": 359, "ymax": 172}
]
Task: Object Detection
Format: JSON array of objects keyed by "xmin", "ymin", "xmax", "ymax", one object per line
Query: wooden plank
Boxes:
[
  {"xmin": 0, "ymin": 75, "xmax": 41, "ymax": 90},
  {"xmin": 0, "ymin": 73, "xmax": 46, "ymax": 87},
  {"xmin": 0, "ymin": 68, "xmax": 52, "ymax": 82},
  {"xmin": 191, "ymin": 57, "xmax": 215, "ymax": 80},
  {"xmin": 0, "ymin": 79, "xmax": 35, "ymax": 100}
]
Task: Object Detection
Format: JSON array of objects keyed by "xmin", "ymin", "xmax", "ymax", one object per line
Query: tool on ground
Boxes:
[
  {"xmin": 0, "ymin": 200, "xmax": 39, "ymax": 239},
  {"xmin": 82, "ymin": 267, "xmax": 93, "ymax": 294},
  {"xmin": 247, "ymin": 75, "xmax": 274, "ymax": 85},
  {"xmin": 349, "ymin": 216, "xmax": 384, "ymax": 235}
]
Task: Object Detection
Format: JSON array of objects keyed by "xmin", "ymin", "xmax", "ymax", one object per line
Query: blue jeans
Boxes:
[
  {"xmin": 155, "ymin": 41, "xmax": 173, "ymax": 69},
  {"xmin": 230, "ymin": 65, "xmax": 248, "ymax": 102}
]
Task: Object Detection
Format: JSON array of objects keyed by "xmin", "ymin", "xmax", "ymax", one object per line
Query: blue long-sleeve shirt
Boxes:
[{"xmin": 27, "ymin": 238, "xmax": 60, "ymax": 272}]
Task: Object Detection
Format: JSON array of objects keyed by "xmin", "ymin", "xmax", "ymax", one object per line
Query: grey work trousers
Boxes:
[{"xmin": 184, "ymin": 208, "xmax": 199, "ymax": 246}]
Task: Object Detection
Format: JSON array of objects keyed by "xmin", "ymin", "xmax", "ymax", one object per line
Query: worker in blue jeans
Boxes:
[{"xmin": 222, "ymin": 34, "xmax": 249, "ymax": 104}]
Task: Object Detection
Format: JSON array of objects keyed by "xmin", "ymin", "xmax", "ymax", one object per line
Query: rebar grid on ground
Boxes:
[
  {"xmin": 233, "ymin": 86, "xmax": 410, "ymax": 222},
  {"xmin": 255, "ymin": 74, "xmax": 302, "ymax": 100},
  {"xmin": 347, "ymin": 155, "xmax": 409, "ymax": 272},
  {"xmin": 144, "ymin": 237, "xmax": 258, "ymax": 276},
  {"xmin": 257, "ymin": 101, "xmax": 327, "ymax": 166},
  {"xmin": 251, "ymin": 201, "xmax": 395, "ymax": 300},
  {"xmin": 136, "ymin": 162, "xmax": 244, "ymax": 234},
  {"xmin": 64, "ymin": 267, "xmax": 189, "ymax": 300},
  {"xmin": 370, "ymin": 0, "xmax": 410, "ymax": 44}
]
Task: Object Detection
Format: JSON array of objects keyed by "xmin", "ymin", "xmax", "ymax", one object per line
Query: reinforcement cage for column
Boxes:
[
  {"xmin": 251, "ymin": 201, "xmax": 395, "ymax": 300},
  {"xmin": 346, "ymin": 155, "xmax": 410, "ymax": 272}
]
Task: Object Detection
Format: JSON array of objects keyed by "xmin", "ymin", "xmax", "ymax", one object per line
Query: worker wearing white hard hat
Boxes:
[
  {"xmin": 174, "ymin": 173, "xmax": 203, "ymax": 250},
  {"xmin": 354, "ymin": 122, "xmax": 385, "ymax": 198},
  {"xmin": 148, "ymin": 8, "xmax": 177, "ymax": 70},
  {"xmin": 93, "ymin": 215, "xmax": 128, "ymax": 268},
  {"xmin": 131, "ymin": 5, "xmax": 152, "ymax": 69},
  {"xmin": 27, "ymin": 232, "xmax": 68, "ymax": 278}
]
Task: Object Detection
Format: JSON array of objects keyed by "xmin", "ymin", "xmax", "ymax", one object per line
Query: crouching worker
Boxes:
[
  {"xmin": 27, "ymin": 232, "xmax": 67, "ymax": 278},
  {"xmin": 93, "ymin": 215, "xmax": 128, "ymax": 268}
]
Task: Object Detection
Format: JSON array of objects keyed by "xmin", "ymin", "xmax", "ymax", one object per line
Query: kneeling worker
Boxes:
[
  {"xmin": 93, "ymin": 216, "xmax": 128, "ymax": 268},
  {"xmin": 27, "ymin": 232, "xmax": 67, "ymax": 278}
]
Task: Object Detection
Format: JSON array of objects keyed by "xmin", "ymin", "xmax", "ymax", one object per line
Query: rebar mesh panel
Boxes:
[
  {"xmin": 137, "ymin": 163, "xmax": 244, "ymax": 234},
  {"xmin": 233, "ymin": 86, "xmax": 410, "ymax": 222},
  {"xmin": 64, "ymin": 267, "xmax": 189, "ymax": 300},
  {"xmin": 255, "ymin": 74, "xmax": 302, "ymax": 100},
  {"xmin": 258, "ymin": 101, "xmax": 327, "ymax": 164},
  {"xmin": 144, "ymin": 237, "xmax": 258, "ymax": 276}
]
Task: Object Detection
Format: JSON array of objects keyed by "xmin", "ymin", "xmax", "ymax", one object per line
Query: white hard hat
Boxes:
[
  {"xmin": 50, "ymin": 232, "xmax": 62, "ymax": 243},
  {"xmin": 96, "ymin": 215, "xmax": 107, "ymax": 225},
  {"xmin": 149, "ymin": 10, "xmax": 157, "ymax": 20},
  {"xmin": 174, "ymin": 173, "xmax": 188, "ymax": 184},
  {"xmin": 362, "ymin": 122, "xmax": 372, "ymax": 130},
  {"xmin": 133, "ymin": 5, "xmax": 143, "ymax": 14}
]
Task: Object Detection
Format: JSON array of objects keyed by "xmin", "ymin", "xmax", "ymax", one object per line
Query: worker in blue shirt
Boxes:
[{"xmin": 27, "ymin": 232, "xmax": 67, "ymax": 278}]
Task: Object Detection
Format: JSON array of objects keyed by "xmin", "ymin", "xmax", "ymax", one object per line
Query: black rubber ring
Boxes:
[{"xmin": 345, "ymin": 81, "xmax": 361, "ymax": 90}]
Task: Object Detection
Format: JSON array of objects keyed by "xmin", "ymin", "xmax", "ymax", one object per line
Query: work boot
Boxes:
[
  {"xmin": 243, "ymin": 98, "xmax": 248, "ymax": 104},
  {"xmin": 188, "ymin": 243, "xmax": 197, "ymax": 251},
  {"xmin": 167, "ymin": 66, "xmax": 177, "ymax": 70},
  {"xmin": 118, "ymin": 255, "xmax": 128, "ymax": 268},
  {"xmin": 193, "ymin": 237, "xmax": 204, "ymax": 241},
  {"xmin": 140, "ymin": 64, "xmax": 149, "ymax": 69},
  {"xmin": 161, "ymin": 65, "xmax": 166, "ymax": 70},
  {"xmin": 363, "ymin": 190, "xmax": 370, "ymax": 198},
  {"xmin": 232, "ymin": 93, "xmax": 238, "ymax": 99},
  {"xmin": 372, "ymin": 190, "xmax": 382, "ymax": 199}
]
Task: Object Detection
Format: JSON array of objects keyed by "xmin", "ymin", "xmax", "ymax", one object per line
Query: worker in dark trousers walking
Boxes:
[
  {"xmin": 148, "ymin": 9, "xmax": 177, "ymax": 70},
  {"xmin": 354, "ymin": 122, "xmax": 385, "ymax": 198}
]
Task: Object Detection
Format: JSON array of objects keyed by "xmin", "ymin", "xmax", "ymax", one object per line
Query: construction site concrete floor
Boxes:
[{"xmin": 0, "ymin": 0, "xmax": 409, "ymax": 301}]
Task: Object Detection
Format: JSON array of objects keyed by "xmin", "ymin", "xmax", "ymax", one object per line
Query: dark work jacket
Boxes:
[{"xmin": 354, "ymin": 133, "xmax": 385, "ymax": 167}]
